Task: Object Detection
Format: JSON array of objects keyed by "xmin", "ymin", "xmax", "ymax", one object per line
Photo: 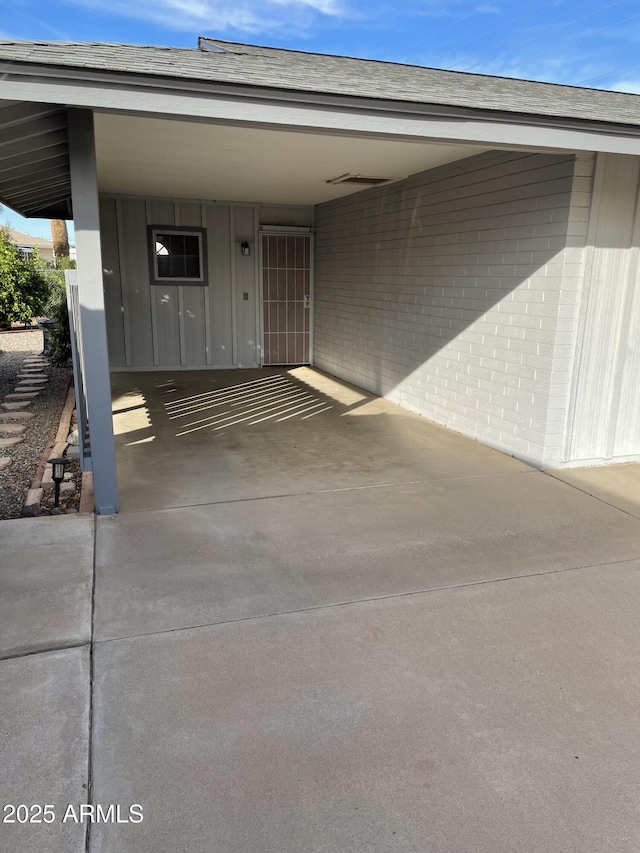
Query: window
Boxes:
[{"xmin": 148, "ymin": 226, "xmax": 207, "ymax": 285}]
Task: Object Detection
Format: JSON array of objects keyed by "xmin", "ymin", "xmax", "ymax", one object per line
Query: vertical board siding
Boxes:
[
  {"xmin": 148, "ymin": 201, "xmax": 181, "ymax": 367},
  {"xmin": 614, "ymin": 250, "xmax": 640, "ymax": 455},
  {"xmin": 182, "ymin": 287, "xmax": 208, "ymax": 366},
  {"xmin": 178, "ymin": 203, "xmax": 203, "ymax": 227},
  {"xmin": 568, "ymin": 153, "xmax": 640, "ymax": 462},
  {"xmin": 541, "ymin": 152, "xmax": 594, "ymax": 467},
  {"xmin": 99, "ymin": 197, "xmax": 126, "ymax": 367},
  {"xmin": 101, "ymin": 198, "xmax": 312, "ymax": 369},
  {"xmin": 118, "ymin": 199, "xmax": 154, "ymax": 366},
  {"xmin": 204, "ymin": 204, "xmax": 233, "ymax": 365},
  {"xmin": 234, "ymin": 206, "xmax": 258, "ymax": 365},
  {"xmin": 177, "ymin": 202, "xmax": 207, "ymax": 366},
  {"xmin": 314, "ymin": 151, "xmax": 584, "ymax": 465}
]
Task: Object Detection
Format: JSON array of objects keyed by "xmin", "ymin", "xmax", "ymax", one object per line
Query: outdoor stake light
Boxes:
[{"xmin": 48, "ymin": 457, "xmax": 69, "ymax": 507}]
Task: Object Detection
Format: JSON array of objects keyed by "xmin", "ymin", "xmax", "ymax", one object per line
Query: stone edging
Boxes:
[{"xmin": 22, "ymin": 380, "xmax": 96, "ymax": 516}]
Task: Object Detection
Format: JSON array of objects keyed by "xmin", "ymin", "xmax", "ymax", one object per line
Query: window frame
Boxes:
[{"xmin": 147, "ymin": 225, "xmax": 208, "ymax": 286}]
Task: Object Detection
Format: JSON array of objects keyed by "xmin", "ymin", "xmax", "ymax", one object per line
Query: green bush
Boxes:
[
  {"xmin": 0, "ymin": 229, "xmax": 50, "ymax": 326},
  {"xmin": 43, "ymin": 259, "xmax": 76, "ymax": 366},
  {"xmin": 49, "ymin": 294, "xmax": 72, "ymax": 366}
]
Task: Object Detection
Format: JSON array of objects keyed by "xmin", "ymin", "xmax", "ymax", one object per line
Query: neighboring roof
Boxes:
[
  {"xmin": 0, "ymin": 38, "xmax": 639, "ymax": 128},
  {"xmin": 5, "ymin": 227, "xmax": 54, "ymax": 250}
]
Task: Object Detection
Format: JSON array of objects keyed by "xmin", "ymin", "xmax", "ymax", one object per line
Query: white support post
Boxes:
[{"xmin": 67, "ymin": 108, "xmax": 119, "ymax": 514}]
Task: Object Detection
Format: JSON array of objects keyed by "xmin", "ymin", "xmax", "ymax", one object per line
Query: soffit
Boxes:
[
  {"xmin": 94, "ymin": 113, "xmax": 487, "ymax": 205},
  {"xmin": 0, "ymin": 99, "xmax": 71, "ymax": 218}
]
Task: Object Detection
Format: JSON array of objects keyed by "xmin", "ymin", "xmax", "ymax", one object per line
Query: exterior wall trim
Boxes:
[{"xmin": 4, "ymin": 69, "xmax": 640, "ymax": 157}]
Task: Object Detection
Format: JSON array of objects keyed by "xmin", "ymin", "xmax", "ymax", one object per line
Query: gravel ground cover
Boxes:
[{"xmin": 0, "ymin": 329, "xmax": 72, "ymax": 520}]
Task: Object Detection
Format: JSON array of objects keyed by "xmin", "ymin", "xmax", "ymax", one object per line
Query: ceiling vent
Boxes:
[{"xmin": 326, "ymin": 173, "xmax": 399, "ymax": 186}]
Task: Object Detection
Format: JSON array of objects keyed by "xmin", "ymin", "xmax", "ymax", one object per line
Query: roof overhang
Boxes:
[
  {"xmin": 0, "ymin": 99, "xmax": 71, "ymax": 218},
  {"xmin": 3, "ymin": 57, "xmax": 640, "ymax": 219},
  {"xmin": 4, "ymin": 60, "xmax": 640, "ymax": 155}
]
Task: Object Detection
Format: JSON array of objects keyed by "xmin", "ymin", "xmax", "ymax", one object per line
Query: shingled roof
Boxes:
[{"xmin": 0, "ymin": 37, "xmax": 640, "ymax": 128}]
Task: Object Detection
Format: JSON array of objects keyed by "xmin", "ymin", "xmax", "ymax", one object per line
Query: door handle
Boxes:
[{"xmin": 303, "ymin": 295, "xmax": 311, "ymax": 308}]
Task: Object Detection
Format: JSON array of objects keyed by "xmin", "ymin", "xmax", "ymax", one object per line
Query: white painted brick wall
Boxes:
[{"xmin": 314, "ymin": 151, "xmax": 592, "ymax": 466}]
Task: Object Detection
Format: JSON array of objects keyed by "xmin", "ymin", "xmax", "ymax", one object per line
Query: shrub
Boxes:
[
  {"xmin": 0, "ymin": 229, "xmax": 50, "ymax": 327},
  {"xmin": 43, "ymin": 259, "xmax": 76, "ymax": 367},
  {"xmin": 49, "ymin": 293, "xmax": 72, "ymax": 366}
]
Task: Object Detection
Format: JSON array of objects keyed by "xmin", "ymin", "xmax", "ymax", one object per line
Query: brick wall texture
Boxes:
[{"xmin": 314, "ymin": 150, "xmax": 594, "ymax": 466}]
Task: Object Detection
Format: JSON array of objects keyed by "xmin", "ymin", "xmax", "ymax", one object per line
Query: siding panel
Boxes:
[
  {"xmin": 205, "ymin": 204, "xmax": 233, "ymax": 365},
  {"xmin": 118, "ymin": 199, "xmax": 153, "ymax": 367},
  {"xmin": 568, "ymin": 153, "xmax": 640, "ymax": 462},
  {"xmin": 101, "ymin": 198, "xmax": 313, "ymax": 369},
  {"xmin": 148, "ymin": 201, "xmax": 181, "ymax": 366},
  {"xmin": 182, "ymin": 286, "xmax": 208, "ymax": 366},
  {"xmin": 234, "ymin": 206, "xmax": 258, "ymax": 365},
  {"xmin": 99, "ymin": 197, "xmax": 126, "ymax": 367}
]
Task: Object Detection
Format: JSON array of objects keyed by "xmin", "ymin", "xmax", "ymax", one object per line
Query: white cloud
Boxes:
[
  {"xmin": 608, "ymin": 79, "xmax": 640, "ymax": 94},
  {"xmin": 70, "ymin": 0, "xmax": 346, "ymax": 35},
  {"xmin": 427, "ymin": 46, "xmax": 617, "ymax": 89}
]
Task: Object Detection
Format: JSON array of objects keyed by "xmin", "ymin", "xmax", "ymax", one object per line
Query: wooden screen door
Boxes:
[{"xmin": 261, "ymin": 231, "xmax": 312, "ymax": 365}]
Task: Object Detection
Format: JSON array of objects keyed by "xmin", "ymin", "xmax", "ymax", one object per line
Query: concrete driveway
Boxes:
[{"xmin": 3, "ymin": 368, "xmax": 640, "ymax": 852}]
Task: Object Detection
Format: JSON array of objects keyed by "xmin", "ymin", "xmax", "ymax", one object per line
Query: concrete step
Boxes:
[
  {"xmin": 0, "ymin": 400, "xmax": 31, "ymax": 412},
  {"xmin": 16, "ymin": 382, "xmax": 48, "ymax": 389},
  {"xmin": 1, "ymin": 401, "xmax": 31, "ymax": 411},
  {"xmin": 0, "ymin": 436, "xmax": 23, "ymax": 448},
  {"xmin": 17, "ymin": 374, "xmax": 48, "ymax": 381},
  {"xmin": 0, "ymin": 456, "xmax": 11, "ymax": 470},
  {"xmin": 6, "ymin": 392, "xmax": 39, "ymax": 401},
  {"xmin": 0, "ymin": 423, "xmax": 27, "ymax": 435},
  {"xmin": 0, "ymin": 411, "xmax": 34, "ymax": 421}
]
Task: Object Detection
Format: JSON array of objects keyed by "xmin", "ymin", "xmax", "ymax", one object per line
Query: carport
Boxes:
[
  {"xmin": 5, "ymin": 37, "xmax": 640, "ymax": 853},
  {"xmin": 2, "ymin": 39, "xmax": 640, "ymax": 514}
]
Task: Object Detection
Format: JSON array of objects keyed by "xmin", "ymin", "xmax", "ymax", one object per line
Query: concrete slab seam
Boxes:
[
  {"xmin": 85, "ymin": 512, "xmax": 98, "ymax": 853},
  {"xmin": 0, "ymin": 639, "xmax": 90, "ymax": 663},
  {"xmin": 93, "ymin": 553, "xmax": 640, "ymax": 648},
  {"xmin": 542, "ymin": 469, "xmax": 640, "ymax": 522},
  {"xmin": 116, "ymin": 469, "xmax": 540, "ymax": 517}
]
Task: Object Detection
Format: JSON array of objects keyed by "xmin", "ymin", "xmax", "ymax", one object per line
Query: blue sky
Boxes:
[{"xmin": 3, "ymin": 0, "xmax": 640, "ymax": 240}]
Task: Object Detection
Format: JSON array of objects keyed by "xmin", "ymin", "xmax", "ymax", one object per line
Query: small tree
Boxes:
[{"xmin": 0, "ymin": 229, "xmax": 50, "ymax": 327}]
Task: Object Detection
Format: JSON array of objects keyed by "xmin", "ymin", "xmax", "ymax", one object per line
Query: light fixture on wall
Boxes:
[{"xmin": 240, "ymin": 241, "xmax": 251, "ymax": 256}]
